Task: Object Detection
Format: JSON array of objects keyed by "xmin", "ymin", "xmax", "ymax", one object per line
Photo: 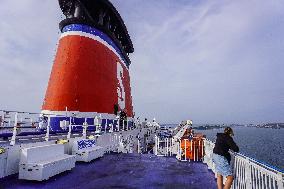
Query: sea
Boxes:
[
  {"xmin": 164, "ymin": 125, "xmax": 284, "ymax": 171},
  {"xmin": 199, "ymin": 126, "xmax": 284, "ymax": 171}
]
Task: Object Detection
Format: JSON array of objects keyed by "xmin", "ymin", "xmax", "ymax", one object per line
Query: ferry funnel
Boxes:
[{"xmin": 42, "ymin": 0, "xmax": 134, "ymax": 130}]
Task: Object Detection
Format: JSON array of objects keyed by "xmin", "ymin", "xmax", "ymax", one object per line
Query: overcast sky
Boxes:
[{"xmin": 0, "ymin": 0, "xmax": 283, "ymax": 124}]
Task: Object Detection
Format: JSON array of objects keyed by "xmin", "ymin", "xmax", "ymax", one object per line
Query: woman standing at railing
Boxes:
[{"xmin": 212, "ymin": 127, "xmax": 239, "ymax": 189}]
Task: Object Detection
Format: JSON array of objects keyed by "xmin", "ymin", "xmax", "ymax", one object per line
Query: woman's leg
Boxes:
[
  {"xmin": 217, "ymin": 174, "xmax": 223, "ymax": 189},
  {"xmin": 224, "ymin": 175, "xmax": 234, "ymax": 189}
]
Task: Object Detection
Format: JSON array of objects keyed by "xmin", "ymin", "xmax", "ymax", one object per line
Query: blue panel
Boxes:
[
  {"xmin": 40, "ymin": 115, "xmax": 136, "ymax": 133},
  {"xmin": 77, "ymin": 139, "xmax": 96, "ymax": 150}
]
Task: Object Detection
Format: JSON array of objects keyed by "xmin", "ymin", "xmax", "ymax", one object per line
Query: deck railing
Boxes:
[
  {"xmin": 0, "ymin": 110, "xmax": 138, "ymax": 146},
  {"xmin": 204, "ymin": 139, "xmax": 284, "ymax": 189},
  {"xmin": 154, "ymin": 135, "xmax": 204, "ymax": 162},
  {"xmin": 154, "ymin": 135, "xmax": 174, "ymax": 157}
]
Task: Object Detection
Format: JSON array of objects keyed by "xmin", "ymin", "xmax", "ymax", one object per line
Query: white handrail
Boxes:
[{"xmin": 203, "ymin": 139, "xmax": 284, "ymax": 189}]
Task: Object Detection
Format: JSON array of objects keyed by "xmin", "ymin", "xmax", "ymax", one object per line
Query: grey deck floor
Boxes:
[{"xmin": 0, "ymin": 153, "xmax": 217, "ymax": 189}]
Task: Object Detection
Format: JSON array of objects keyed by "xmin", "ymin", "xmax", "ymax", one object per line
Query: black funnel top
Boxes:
[{"xmin": 58, "ymin": 0, "xmax": 134, "ymax": 55}]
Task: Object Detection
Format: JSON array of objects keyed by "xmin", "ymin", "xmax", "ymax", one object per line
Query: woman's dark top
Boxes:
[{"xmin": 213, "ymin": 133, "xmax": 239, "ymax": 163}]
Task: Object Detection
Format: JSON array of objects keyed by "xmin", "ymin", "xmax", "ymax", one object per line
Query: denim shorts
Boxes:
[{"xmin": 212, "ymin": 153, "xmax": 233, "ymax": 177}]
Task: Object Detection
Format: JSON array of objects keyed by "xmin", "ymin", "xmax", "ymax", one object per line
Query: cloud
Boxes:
[
  {"xmin": 0, "ymin": 0, "xmax": 283, "ymax": 124},
  {"xmin": 0, "ymin": 0, "xmax": 62, "ymax": 111},
  {"xmin": 113, "ymin": 0, "xmax": 284, "ymax": 123}
]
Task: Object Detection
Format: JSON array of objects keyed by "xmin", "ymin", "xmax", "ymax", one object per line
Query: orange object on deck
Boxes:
[{"xmin": 181, "ymin": 134, "xmax": 205, "ymax": 161}]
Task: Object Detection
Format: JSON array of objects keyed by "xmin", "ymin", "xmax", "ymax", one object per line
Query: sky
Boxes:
[{"xmin": 0, "ymin": 0, "xmax": 283, "ymax": 124}]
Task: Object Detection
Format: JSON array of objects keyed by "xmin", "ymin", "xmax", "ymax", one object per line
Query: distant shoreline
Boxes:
[
  {"xmin": 160, "ymin": 123, "xmax": 284, "ymax": 130},
  {"xmin": 194, "ymin": 124, "xmax": 284, "ymax": 130}
]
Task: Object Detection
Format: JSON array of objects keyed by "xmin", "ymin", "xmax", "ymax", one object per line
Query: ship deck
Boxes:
[{"xmin": 0, "ymin": 153, "xmax": 217, "ymax": 189}]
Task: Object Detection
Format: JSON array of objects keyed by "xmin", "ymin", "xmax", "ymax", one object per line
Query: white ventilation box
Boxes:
[
  {"xmin": 19, "ymin": 144, "xmax": 76, "ymax": 181},
  {"xmin": 0, "ymin": 150, "xmax": 7, "ymax": 178},
  {"xmin": 72, "ymin": 139, "xmax": 104, "ymax": 162}
]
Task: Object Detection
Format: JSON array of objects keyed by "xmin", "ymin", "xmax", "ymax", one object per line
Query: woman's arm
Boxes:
[{"xmin": 228, "ymin": 137, "xmax": 239, "ymax": 152}]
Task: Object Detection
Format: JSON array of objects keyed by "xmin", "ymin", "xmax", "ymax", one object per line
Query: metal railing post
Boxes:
[
  {"xmin": 67, "ymin": 118, "xmax": 72, "ymax": 139},
  {"xmin": 154, "ymin": 135, "xmax": 158, "ymax": 155},
  {"xmin": 245, "ymin": 157, "xmax": 252, "ymax": 188},
  {"xmin": 83, "ymin": 118, "xmax": 88, "ymax": 139},
  {"xmin": 170, "ymin": 138, "xmax": 172, "ymax": 156},
  {"xmin": 104, "ymin": 119, "xmax": 107, "ymax": 133},
  {"xmin": 45, "ymin": 116, "xmax": 50, "ymax": 141},
  {"xmin": 166, "ymin": 138, "xmax": 168, "ymax": 156},
  {"xmin": 184, "ymin": 139, "xmax": 187, "ymax": 161},
  {"xmin": 112, "ymin": 120, "xmax": 114, "ymax": 131},
  {"xmin": 157, "ymin": 137, "xmax": 160, "ymax": 155},
  {"xmin": 198, "ymin": 140, "xmax": 200, "ymax": 161},
  {"xmin": 201, "ymin": 139, "xmax": 204, "ymax": 159},
  {"xmin": 137, "ymin": 139, "xmax": 140, "ymax": 154},
  {"xmin": 10, "ymin": 112, "xmax": 18, "ymax": 146},
  {"xmin": 171, "ymin": 138, "xmax": 174, "ymax": 156},
  {"xmin": 277, "ymin": 172, "xmax": 284, "ymax": 189},
  {"xmin": 118, "ymin": 119, "xmax": 120, "ymax": 131}
]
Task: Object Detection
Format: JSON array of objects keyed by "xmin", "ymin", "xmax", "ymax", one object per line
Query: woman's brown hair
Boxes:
[{"xmin": 224, "ymin": 127, "xmax": 234, "ymax": 136}]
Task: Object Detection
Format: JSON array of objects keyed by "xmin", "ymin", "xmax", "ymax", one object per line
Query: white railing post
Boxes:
[
  {"xmin": 179, "ymin": 139, "xmax": 182, "ymax": 160},
  {"xmin": 198, "ymin": 140, "xmax": 201, "ymax": 161},
  {"xmin": 277, "ymin": 172, "xmax": 284, "ymax": 189},
  {"xmin": 171, "ymin": 138, "xmax": 173, "ymax": 156},
  {"xmin": 176, "ymin": 139, "xmax": 180, "ymax": 160},
  {"xmin": 104, "ymin": 119, "xmax": 107, "ymax": 133},
  {"xmin": 118, "ymin": 119, "xmax": 120, "ymax": 131},
  {"xmin": 192, "ymin": 140, "xmax": 195, "ymax": 162},
  {"xmin": 0, "ymin": 111, "xmax": 3, "ymax": 127},
  {"xmin": 157, "ymin": 137, "xmax": 160, "ymax": 155},
  {"xmin": 166, "ymin": 138, "xmax": 168, "ymax": 156},
  {"xmin": 10, "ymin": 112, "xmax": 18, "ymax": 146},
  {"xmin": 245, "ymin": 157, "xmax": 252, "ymax": 188},
  {"xmin": 232, "ymin": 155, "xmax": 238, "ymax": 189},
  {"xmin": 184, "ymin": 139, "xmax": 187, "ymax": 161},
  {"xmin": 94, "ymin": 116, "xmax": 101, "ymax": 136},
  {"xmin": 109, "ymin": 124, "xmax": 113, "ymax": 133},
  {"xmin": 45, "ymin": 116, "xmax": 50, "ymax": 141},
  {"xmin": 155, "ymin": 135, "xmax": 158, "ymax": 155},
  {"xmin": 67, "ymin": 118, "xmax": 72, "ymax": 139},
  {"xmin": 69, "ymin": 116, "xmax": 72, "ymax": 131},
  {"xmin": 169, "ymin": 138, "xmax": 171, "ymax": 156},
  {"xmin": 112, "ymin": 120, "xmax": 114, "ymax": 131},
  {"xmin": 201, "ymin": 139, "xmax": 204, "ymax": 158},
  {"xmin": 137, "ymin": 139, "xmax": 140, "ymax": 154},
  {"xmin": 83, "ymin": 118, "xmax": 88, "ymax": 139},
  {"xmin": 154, "ymin": 135, "xmax": 157, "ymax": 155}
]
